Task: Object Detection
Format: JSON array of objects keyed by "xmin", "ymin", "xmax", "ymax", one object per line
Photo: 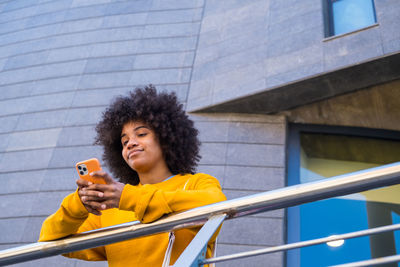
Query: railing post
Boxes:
[{"xmin": 173, "ymin": 214, "xmax": 227, "ymax": 267}]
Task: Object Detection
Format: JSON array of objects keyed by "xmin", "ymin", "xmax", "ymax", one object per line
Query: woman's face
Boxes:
[{"xmin": 120, "ymin": 121, "xmax": 165, "ymax": 174}]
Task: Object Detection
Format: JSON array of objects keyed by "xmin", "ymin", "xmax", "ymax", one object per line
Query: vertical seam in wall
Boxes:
[
  {"xmin": 319, "ymin": 0, "xmax": 327, "ymax": 72},
  {"xmin": 376, "ymin": 4, "xmax": 385, "ymax": 54},
  {"xmin": 67, "ymin": 59, "xmax": 90, "ymax": 132},
  {"xmin": 42, "ymin": 56, "xmax": 88, "ymax": 191},
  {"xmin": 184, "ymin": 0, "xmax": 206, "ymax": 109},
  {"xmin": 0, "ymin": 80, "xmax": 33, "ymax": 155},
  {"xmin": 221, "ymin": 118, "xmax": 233, "ymax": 189},
  {"xmin": 265, "ymin": 0, "xmax": 272, "ymax": 79},
  {"xmin": 0, "ymin": 112, "xmax": 19, "ymax": 160}
]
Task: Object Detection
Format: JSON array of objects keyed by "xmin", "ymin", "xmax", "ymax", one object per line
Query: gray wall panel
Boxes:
[
  {"xmin": 0, "ymin": 170, "xmax": 45, "ymax": 194},
  {"xmin": 2, "ymin": 0, "xmax": 395, "ymax": 266},
  {"xmin": 15, "ymin": 110, "xmax": 69, "ymax": 131},
  {"xmin": 219, "ymin": 217, "xmax": 283, "ymax": 246},
  {"xmin": 0, "ymin": 218, "xmax": 29, "ymax": 243},
  {"xmin": 48, "ymin": 146, "xmax": 103, "ymax": 169},
  {"xmin": 31, "ymin": 76, "xmax": 80, "ymax": 94},
  {"xmin": 0, "ymin": 149, "xmax": 54, "ymax": 173},
  {"xmin": 217, "ymin": 244, "xmax": 283, "ymax": 267},
  {"xmin": 40, "ymin": 168, "xmax": 81, "ymax": 191},
  {"xmin": 187, "ymin": 0, "xmax": 399, "ymax": 112},
  {"xmin": 6, "ymin": 129, "xmax": 62, "ymax": 152},
  {"xmin": 0, "ymin": 193, "xmax": 35, "ymax": 218},
  {"xmin": 0, "ymin": 115, "xmax": 19, "ymax": 133},
  {"xmin": 192, "ymin": 113, "xmax": 287, "ymax": 264}
]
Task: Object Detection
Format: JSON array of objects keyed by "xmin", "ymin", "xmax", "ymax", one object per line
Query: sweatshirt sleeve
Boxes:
[
  {"xmin": 119, "ymin": 174, "xmax": 226, "ymax": 223},
  {"xmin": 38, "ymin": 190, "xmax": 107, "ymax": 261}
]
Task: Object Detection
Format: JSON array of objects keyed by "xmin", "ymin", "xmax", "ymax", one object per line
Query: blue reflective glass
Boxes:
[
  {"xmin": 392, "ymin": 213, "xmax": 400, "ymax": 255},
  {"xmin": 331, "ymin": 0, "xmax": 376, "ymax": 35},
  {"xmin": 300, "ymin": 199, "xmax": 371, "ymax": 266},
  {"xmin": 287, "ymin": 128, "xmax": 400, "ymax": 267}
]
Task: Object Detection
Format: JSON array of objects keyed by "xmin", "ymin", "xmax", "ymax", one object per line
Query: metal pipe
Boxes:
[
  {"xmin": 173, "ymin": 214, "xmax": 227, "ymax": 267},
  {"xmin": 201, "ymin": 223, "xmax": 400, "ymax": 264},
  {"xmin": 1, "ymin": 162, "xmax": 400, "ymax": 266},
  {"xmin": 330, "ymin": 254, "xmax": 400, "ymax": 267}
]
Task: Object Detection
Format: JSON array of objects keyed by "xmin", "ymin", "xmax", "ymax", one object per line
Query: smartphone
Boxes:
[{"xmin": 75, "ymin": 158, "xmax": 106, "ymax": 184}]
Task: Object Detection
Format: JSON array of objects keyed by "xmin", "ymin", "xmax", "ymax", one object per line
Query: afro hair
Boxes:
[{"xmin": 94, "ymin": 85, "xmax": 201, "ymax": 185}]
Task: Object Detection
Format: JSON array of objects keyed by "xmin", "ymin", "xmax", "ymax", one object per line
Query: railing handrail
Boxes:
[
  {"xmin": 201, "ymin": 222, "xmax": 400, "ymax": 265},
  {"xmin": 1, "ymin": 162, "xmax": 400, "ymax": 266}
]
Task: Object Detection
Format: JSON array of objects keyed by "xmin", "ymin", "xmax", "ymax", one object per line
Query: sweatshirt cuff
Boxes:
[
  {"xmin": 64, "ymin": 190, "xmax": 89, "ymax": 218},
  {"xmin": 119, "ymin": 184, "xmax": 137, "ymax": 211}
]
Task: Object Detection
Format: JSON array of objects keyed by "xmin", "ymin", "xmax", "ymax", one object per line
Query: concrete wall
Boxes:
[
  {"xmin": 0, "ymin": 0, "xmax": 203, "ymax": 266},
  {"xmin": 193, "ymin": 113, "xmax": 286, "ymax": 267},
  {"xmin": 188, "ymin": 0, "xmax": 400, "ymax": 111},
  {"xmin": 0, "ymin": 0, "xmax": 399, "ymax": 266},
  {"xmin": 281, "ymin": 80, "xmax": 400, "ymax": 132}
]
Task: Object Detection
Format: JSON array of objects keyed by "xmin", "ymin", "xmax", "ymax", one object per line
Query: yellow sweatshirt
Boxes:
[{"xmin": 39, "ymin": 173, "xmax": 226, "ymax": 266}]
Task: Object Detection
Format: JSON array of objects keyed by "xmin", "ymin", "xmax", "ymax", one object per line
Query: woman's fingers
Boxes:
[
  {"xmin": 79, "ymin": 188, "xmax": 104, "ymax": 204},
  {"xmin": 76, "ymin": 173, "xmax": 119, "ymax": 215},
  {"xmin": 77, "ymin": 171, "xmax": 125, "ymax": 211},
  {"xmin": 80, "ymin": 191, "xmax": 120, "ymax": 210},
  {"xmin": 83, "ymin": 197, "xmax": 118, "ymax": 210},
  {"xmin": 90, "ymin": 170, "xmax": 115, "ymax": 184},
  {"xmin": 79, "ymin": 186, "xmax": 103, "ymax": 197},
  {"xmin": 82, "ymin": 200, "xmax": 108, "ymax": 211},
  {"xmin": 77, "ymin": 188, "xmax": 102, "ymax": 216},
  {"xmin": 84, "ymin": 204, "xmax": 102, "ymax": 216},
  {"xmin": 78, "ymin": 188, "xmax": 115, "ymax": 210},
  {"xmin": 83, "ymin": 183, "xmax": 124, "ymax": 198},
  {"xmin": 76, "ymin": 178, "xmax": 92, "ymax": 189}
]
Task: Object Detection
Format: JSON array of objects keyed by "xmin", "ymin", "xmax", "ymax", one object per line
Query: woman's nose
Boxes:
[{"xmin": 126, "ymin": 138, "xmax": 138, "ymax": 148}]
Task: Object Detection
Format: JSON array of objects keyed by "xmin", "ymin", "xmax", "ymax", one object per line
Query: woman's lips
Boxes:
[{"xmin": 128, "ymin": 149, "xmax": 143, "ymax": 159}]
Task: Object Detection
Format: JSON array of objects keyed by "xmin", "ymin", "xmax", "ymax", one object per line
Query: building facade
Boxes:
[{"xmin": 0, "ymin": 0, "xmax": 399, "ymax": 266}]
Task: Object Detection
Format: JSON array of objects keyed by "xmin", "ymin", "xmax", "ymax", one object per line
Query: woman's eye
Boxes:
[
  {"xmin": 122, "ymin": 140, "xmax": 128, "ymax": 146},
  {"xmin": 138, "ymin": 133, "xmax": 147, "ymax": 137}
]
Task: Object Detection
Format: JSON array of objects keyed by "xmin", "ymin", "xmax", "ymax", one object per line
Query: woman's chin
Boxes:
[{"xmin": 129, "ymin": 163, "xmax": 147, "ymax": 173}]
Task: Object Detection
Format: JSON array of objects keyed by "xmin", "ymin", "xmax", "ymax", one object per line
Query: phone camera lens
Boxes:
[
  {"xmin": 83, "ymin": 167, "xmax": 87, "ymax": 172},
  {"xmin": 78, "ymin": 166, "xmax": 82, "ymax": 170},
  {"xmin": 80, "ymin": 171, "xmax": 84, "ymax": 175}
]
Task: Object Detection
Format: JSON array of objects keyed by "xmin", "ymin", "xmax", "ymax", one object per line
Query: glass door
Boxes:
[{"xmin": 287, "ymin": 125, "xmax": 400, "ymax": 267}]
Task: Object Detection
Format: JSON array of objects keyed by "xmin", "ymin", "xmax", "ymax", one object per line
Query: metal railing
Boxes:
[{"xmin": 1, "ymin": 162, "xmax": 400, "ymax": 266}]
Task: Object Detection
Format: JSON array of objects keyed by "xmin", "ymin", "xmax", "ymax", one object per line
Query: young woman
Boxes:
[{"xmin": 39, "ymin": 85, "xmax": 226, "ymax": 266}]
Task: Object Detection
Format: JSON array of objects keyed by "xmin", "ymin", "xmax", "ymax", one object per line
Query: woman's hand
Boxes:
[
  {"xmin": 76, "ymin": 178, "xmax": 102, "ymax": 215},
  {"xmin": 76, "ymin": 171, "xmax": 125, "ymax": 216}
]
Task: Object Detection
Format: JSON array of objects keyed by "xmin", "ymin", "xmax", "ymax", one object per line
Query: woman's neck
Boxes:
[{"xmin": 138, "ymin": 166, "xmax": 172, "ymax": 185}]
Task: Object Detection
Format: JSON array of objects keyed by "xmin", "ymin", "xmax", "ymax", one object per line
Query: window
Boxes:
[
  {"xmin": 287, "ymin": 124, "xmax": 400, "ymax": 266},
  {"xmin": 325, "ymin": 0, "xmax": 377, "ymax": 37}
]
